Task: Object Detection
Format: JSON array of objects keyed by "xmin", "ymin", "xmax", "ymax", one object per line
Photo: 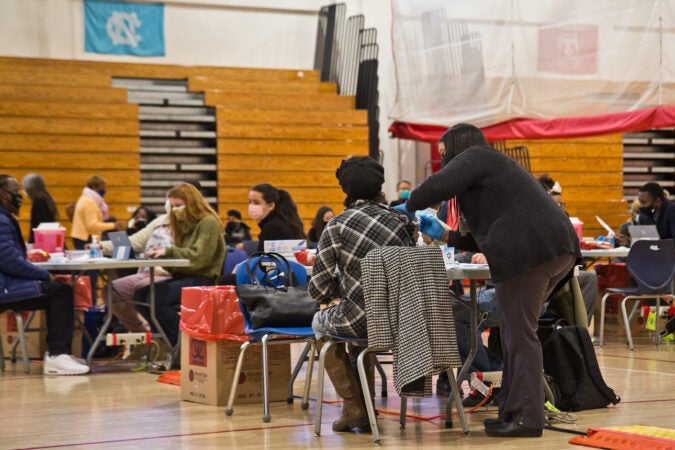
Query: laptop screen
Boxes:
[
  {"xmin": 108, "ymin": 231, "xmax": 132, "ymax": 259},
  {"xmin": 628, "ymin": 225, "xmax": 660, "ymax": 241}
]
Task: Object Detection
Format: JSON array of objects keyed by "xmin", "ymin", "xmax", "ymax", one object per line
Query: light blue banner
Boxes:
[{"xmin": 84, "ymin": 0, "xmax": 165, "ymax": 56}]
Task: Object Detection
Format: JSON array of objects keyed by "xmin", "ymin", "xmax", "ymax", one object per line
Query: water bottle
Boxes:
[{"xmin": 89, "ymin": 235, "xmax": 102, "ymax": 259}]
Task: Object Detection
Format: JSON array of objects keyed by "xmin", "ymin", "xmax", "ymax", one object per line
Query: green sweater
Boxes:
[{"xmin": 164, "ymin": 214, "xmax": 225, "ymax": 281}]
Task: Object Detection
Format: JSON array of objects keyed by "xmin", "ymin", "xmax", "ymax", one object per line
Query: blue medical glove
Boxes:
[
  {"xmin": 393, "ymin": 202, "xmax": 416, "ymax": 221},
  {"xmin": 419, "ymin": 215, "xmax": 445, "ymax": 241}
]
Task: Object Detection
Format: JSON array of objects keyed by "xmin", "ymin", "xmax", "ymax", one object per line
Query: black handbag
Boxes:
[{"xmin": 234, "ymin": 252, "xmax": 317, "ymax": 329}]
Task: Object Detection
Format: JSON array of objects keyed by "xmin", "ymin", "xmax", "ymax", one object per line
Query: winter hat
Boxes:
[{"xmin": 336, "ymin": 156, "xmax": 385, "ymax": 199}]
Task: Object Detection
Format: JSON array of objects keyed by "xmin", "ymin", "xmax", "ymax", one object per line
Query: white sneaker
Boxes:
[{"xmin": 43, "ymin": 353, "xmax": 90, "ymax": 375}]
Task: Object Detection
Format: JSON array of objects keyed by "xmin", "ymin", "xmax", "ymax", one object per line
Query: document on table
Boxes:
[
  {"xmin": 458, "ymin": 263, "xmax": 490, "ymax": 269},
  {"xmin": 595, "ymin": 216, "xmax": 616, "ymax": 236}
]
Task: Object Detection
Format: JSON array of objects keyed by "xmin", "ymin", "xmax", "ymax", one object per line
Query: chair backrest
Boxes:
[
  {"xmin": 235, "ymin": 253, "xmax": 308, "ymax": 287},
  {"xmin": 222, "ymin": 246, "xmax": 248, "ymax": 275},
  {"xmin": 241, "ymin": 240, "xmax": 259, "ymax": 256},
  {"xmin": 626, "ymin": 239, "xmax": 675, "ymax": 294}
]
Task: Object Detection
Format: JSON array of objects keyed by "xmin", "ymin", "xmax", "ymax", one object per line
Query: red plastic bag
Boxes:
[
  {"xmin": 53, "ymin": 274, "xmax": 93, "ymax": 311},
  {"xmin": 180, "ymin": 285, "xmax": 247, "ymax": 341}
]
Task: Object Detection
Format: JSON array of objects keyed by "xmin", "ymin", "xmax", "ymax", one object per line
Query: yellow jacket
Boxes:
[{"xmin": 70, "ymin": 194, "xmax": 115, "ymax": 241}]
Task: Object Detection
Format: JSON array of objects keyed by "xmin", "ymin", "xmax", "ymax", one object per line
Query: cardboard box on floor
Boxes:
[
  {"xmin": 180, "ymin": 334, "xmax": 291, "ymax": 407},
  {"xmin": 0, "ymin": 310, "xmax": 85, "ymax": 360},
  {"xmin": 0, "ymin": 310, "xmax": 48, "ymax": 359}
]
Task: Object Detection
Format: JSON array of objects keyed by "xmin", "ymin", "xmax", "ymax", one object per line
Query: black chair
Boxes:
[{"xmin": 598, "ymin": 239, "xmax": 675, "ymax": 350}]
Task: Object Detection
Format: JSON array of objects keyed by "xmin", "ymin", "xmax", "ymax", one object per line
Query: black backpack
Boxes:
[{"xmin": 542, "ymin": 325, "xmax": 621, "ymax": 411}]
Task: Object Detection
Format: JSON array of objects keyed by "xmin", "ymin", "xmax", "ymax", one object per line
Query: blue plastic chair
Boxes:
[
  {"xmin": 225, "ymin": 254, "xmax": 315, "ymax": 423},
  {"xmin": 222, "ymin": 246, "xmax": 247, "ymax": 276},
  {"xmin": 599, "ymin": 239, "xmax": 675, "ymax": 350}
]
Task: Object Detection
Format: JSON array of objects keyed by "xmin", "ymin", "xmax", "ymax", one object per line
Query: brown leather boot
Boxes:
[{"xmin": 317, "ymin": 338, "xmax": 370, "ymax": 432}]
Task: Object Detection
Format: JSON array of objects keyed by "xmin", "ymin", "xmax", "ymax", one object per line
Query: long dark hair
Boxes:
[
  {"xmin": 22, "ymin": 173, "xmax": 59, "ymax": 220},
  {"xmin": 439, "ymin": 123, "xmax": 489, "ymax": 166},
  {"xmin": 251, "ymin": 183, "xmax": 307, "ymax": 239},
  {"xmin": 310, "ymin": 206, "xmax": 334, "ymax": 238}
]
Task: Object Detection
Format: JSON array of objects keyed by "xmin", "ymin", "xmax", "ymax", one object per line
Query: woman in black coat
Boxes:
[
  {"xmin": 22, "ymin": 173, "xmax": 59, "ymax": 244},
  {"xmin": 396, "ymin": 123, "xmax": 581, "ymax": 438},
  {"xmin": 247, "ymin": 183, "xmax": 306, "ymax": 252}
]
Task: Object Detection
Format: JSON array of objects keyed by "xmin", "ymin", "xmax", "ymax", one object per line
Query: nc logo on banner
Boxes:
[{"xmin": 84, "ymin": 0, "xmax": 165, "ymax": 56}]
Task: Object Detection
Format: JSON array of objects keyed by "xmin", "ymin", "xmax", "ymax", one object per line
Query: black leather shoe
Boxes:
[
  {"xmin": 483, "ymin": 418, "xmax": 503, "ymax": 428},
  {"xmin": 485, "ymin": 421, "xmax": 543, "ymax": 438}
]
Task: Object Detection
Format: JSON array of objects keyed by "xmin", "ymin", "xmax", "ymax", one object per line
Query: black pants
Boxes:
[
  {"xmin": 495, "ymin": 253, "xmax": 576, "ymax": 429},
  {"xmin": 1, "ymin": 281, "xmax": 74, "ymax": 355}
]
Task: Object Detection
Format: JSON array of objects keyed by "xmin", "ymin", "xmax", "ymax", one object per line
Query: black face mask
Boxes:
[
  {"xmin": 2, "ymin": 188, "xmax": 23, "ymax": 210},
  {"xmin": 639, "ymin": 206, "xmax": 656, "ymax": 217}
]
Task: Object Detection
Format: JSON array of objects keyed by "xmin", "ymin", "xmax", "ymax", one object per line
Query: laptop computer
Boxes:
[
  {"xmin": 108, "ymin": 231, "xmax": 133, "ymax": 260},
  {"xmin": 628, "ymin": 225, "xmax": 660, "ymax": 241}
]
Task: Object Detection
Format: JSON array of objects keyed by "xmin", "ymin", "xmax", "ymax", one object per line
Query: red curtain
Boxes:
[{"xmin": 389, "ymin": 105, "xmax": 675, "ymax": 143}]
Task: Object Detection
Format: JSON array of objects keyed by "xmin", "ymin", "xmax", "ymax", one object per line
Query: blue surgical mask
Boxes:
[
  {"xmin": 400, "ymin": 190, "xmax": 411, "ymax": 200},
  {"xmin": 97, "ymin": 189, "xmax": 106, "ymax": 198}
]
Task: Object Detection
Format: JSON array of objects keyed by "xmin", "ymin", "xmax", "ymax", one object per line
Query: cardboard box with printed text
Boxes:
[{"xmin": 180, "ymin": 334, "xmax": 291, "ymax": 407}]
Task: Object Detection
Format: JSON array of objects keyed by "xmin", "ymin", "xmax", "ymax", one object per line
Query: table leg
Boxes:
[
  {"xmin": 147, "ymin": 267, "xmax": 174, "ymax": 353},
  {"xmin": 445, "ymin": 279, "xmax": 478, "ymax": 426},
  {"xmin": 86, "ymin": 269, "xmax": 115, "ymax": 367}
]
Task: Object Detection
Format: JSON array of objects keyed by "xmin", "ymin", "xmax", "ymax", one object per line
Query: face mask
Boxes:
[
  {"xmin": 97, "ymin": 189, "xmax": 106, "ymax": 198},
  {"xmin": 172, "ymin": 205, "xmax": 186, "ymax": 222},
  {"xmin": 639, "ymin": 206, "xmax": 655, "ymax": 217},
  {"xmin": 400, "ymin": 190, "xmax": 410, "ymax": 200},
  {"xmin": 248, "ymin": 204, "xmax": 267, "ymax": 222},
  {"xmin": 2, "ymin": 187, "xmax": 22, "ymax": 210},
  {"xmin": 164, "ymin": 199, "xmax": 171, "ymax": 215},
  {"xmin": 8, "ymin": 192, "xmax": 23, "ymax": 210}
]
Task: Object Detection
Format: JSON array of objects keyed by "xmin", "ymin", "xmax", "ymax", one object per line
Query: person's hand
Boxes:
[
  {"xmin": 419, "ymin": 216, "xmax": 444, "ymax": 241},
  {"xmin": 393, "ymin": 202, "xmax": 416, "ymax": 221},
  {"xmin": 614, "ymin": 233, "xmax": 629, "ymax": 247},
  {"xmin": 471, "ymin": 253, "xmax": 488, "ymax": 264},
  {"xmin": 114, "ymin": 220, "xmax": 126, "ymax": 231},
  {"xmin": 145, "ymin": 247, "xmax": 166, "ymax": 259}
]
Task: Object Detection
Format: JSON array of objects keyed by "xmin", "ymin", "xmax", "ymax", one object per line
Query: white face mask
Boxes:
[
  {"xmin": 248, "ymin": 204, "xmax": 267, "ymax": 222},
  {"xmin": 164, "ymin": 199, "xmax": 171, "ymax": 215}
]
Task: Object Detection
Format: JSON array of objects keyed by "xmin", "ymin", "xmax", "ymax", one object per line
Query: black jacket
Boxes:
[
  {"xmin": 0, "ymin": 205, "xmax": 50, "ymax": 304},
  {"xmin": 640, "ymin": 199, "xmax": 675, "ymax": 240},
  {"xmin": 407, "ymin": 146, "xmax": 581, "ymax": 282},
  {"xmin": 256, "ymin": 211, "xmax": 304, "ymax": 252}
]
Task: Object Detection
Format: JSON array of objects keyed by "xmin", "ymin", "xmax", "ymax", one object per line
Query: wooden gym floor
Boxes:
[{"xmin": 1, "ymin": 333, "xmax": 674, "ymax": 450}]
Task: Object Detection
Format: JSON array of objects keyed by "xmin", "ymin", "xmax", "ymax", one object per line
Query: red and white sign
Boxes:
[{"xmin": 538, "ymin": 26, "xmax": 598, "ymax": 74}]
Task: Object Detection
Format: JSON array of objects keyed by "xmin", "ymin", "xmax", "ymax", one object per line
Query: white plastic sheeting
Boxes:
[{"xmin": 389, "ymin": 0, "xmax": 675, "ymax": 129}]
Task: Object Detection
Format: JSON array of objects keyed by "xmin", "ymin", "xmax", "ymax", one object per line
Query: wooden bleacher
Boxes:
[
  {"xmin": 0, "ymin": 56, "xmax": 367, "ymax": 240},
  {"xmin": 508, "ymin": 135, "xmax": 627, "ymax": 238}
]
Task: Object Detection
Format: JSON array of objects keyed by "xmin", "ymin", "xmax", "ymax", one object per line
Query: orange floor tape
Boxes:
[
  {"xmin": 569, "ymin": 426, "xmax": 675, "ymax": 450},
  {"xmin": 156, "ymin": 370, "xmax": 181, "ymax": 386}
]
